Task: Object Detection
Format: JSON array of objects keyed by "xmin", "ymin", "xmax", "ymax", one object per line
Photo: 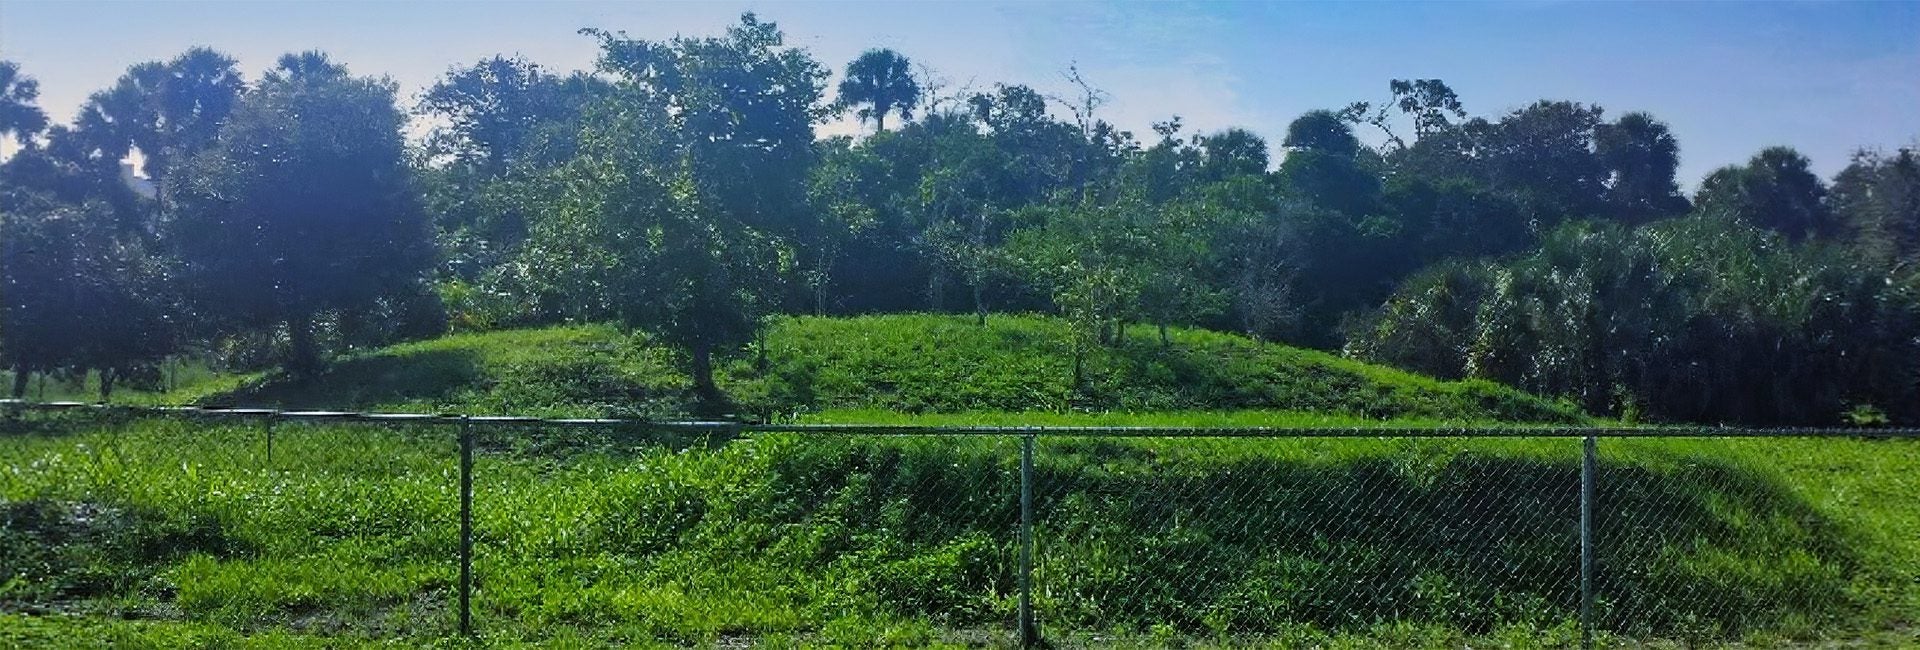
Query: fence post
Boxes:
[
  {"xmin": 459, "ymin": 415, "xmax": 474, "ymax": 637},
  {"xmin": 1019, "ymin": 433, "xmax": 1037, "ymax": 648},
  {"xmin": 1580, "ymin": 434, "xmax": 1596, "ymax": 650}
]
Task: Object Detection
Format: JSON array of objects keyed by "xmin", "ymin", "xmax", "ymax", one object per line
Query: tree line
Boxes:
[{"xmin": 1, "ymin": 14, "xmax": 1915, "ymax": 423}]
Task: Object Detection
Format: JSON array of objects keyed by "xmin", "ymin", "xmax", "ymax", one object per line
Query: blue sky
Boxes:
[{"xmin": 2, "ymin": 1, "xmax": 1914, "ymax": 187}]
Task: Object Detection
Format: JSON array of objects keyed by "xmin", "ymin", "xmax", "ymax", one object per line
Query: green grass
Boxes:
[
  {"xmin": 3, "ymin": 315, "xmax": 1912, "ymax": 646},
  {"xmin": 179, "ymin": 314, "xmax": 1583, "ymax": 424},
  {"xmin": 3, "ymin": 412, "xmax": 1917, "ymax": 647}
]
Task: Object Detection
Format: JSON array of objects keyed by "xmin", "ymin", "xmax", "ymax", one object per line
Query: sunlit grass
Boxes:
[
  {"xmin": 116, "ymin": 314, "xmax": 1583, "ymax": 425},
  {"xmin": 3, "ymin": 414, "xmax": 1917, "ymax": 647}
]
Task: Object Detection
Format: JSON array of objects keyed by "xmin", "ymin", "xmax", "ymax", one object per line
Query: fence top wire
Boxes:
[{"xmin": 5, "ymin": 399, "xmax": 1919, "ymax": 439}]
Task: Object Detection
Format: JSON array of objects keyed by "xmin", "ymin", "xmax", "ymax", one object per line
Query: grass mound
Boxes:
[
  {"xmin": 190, "ymin": 314, "xmax": 1582, "ymax": 424},
  {"xmin": 2, "ymin": 416, "xmax": 1915, "ymax": 647}
]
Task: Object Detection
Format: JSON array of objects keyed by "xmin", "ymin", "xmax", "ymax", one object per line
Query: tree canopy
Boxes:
[
  {"xmin": 837, "ymin": 48, "xmax": 920, "ymax": 132},
  {"xmin": 169, "ymin": 52, "xmax": 432, "ymax": 375},
  {"xmin": 0, "ymin": 25, "xmax": 1914, "ymax": 425}
]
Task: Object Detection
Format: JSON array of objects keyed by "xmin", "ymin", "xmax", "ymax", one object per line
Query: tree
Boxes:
[
  {"xmin": 1696, "ymin": 146, "xmax": 1831, "ymax": 239},
  {"xmin": 540, "ymin": 14, "xmax": 827, "ymax": 400},
  {"xmin": 1006, "ymin": 198, "xmax": 1155, "ymax": 384},
  {"xmin": 0, "ymin": 60, "xmax": 48, "ymax": 144},
  {"xmin": 969, "ymin": 83, "xmax": 1093, "ymax": 201},
  {"xmin": 417, "ymin": 56, "xmax": 610, "ymax": 301},
  {"xmin": 1830, "ymin": 148, "xmax": 1919, "ymax": 265},
  {"xmin": 1595, "ymin": 112, "xmax": 1688, "ymax": 222},
  {"xmin": 170, "ymin": 52, "xmax": 432, "ymax": 375},
  {"xmin": 1478, "ymin": 100, "xmax": 1608, "ymax": 222},
  {"xmin": 1342, "ymin": 79, "xmax": 1466, "ymax": 150},
  {"xmin": 0, "ymin": 202, "xmax": 174, "ymax": 399},
  {"xmin": 1277, "ymin": 111, "xmax": 1381, "ymax": 216},
  {"xmin": 419, "ymin": 56, "xmax": 607, "ymax": 174},
  {"xmin": 1284, "ymin": 109, "xmax": 1360, "ymax": 158},
  {"xmin": 801, "ymin": 138, "xmax": 865, "ymax": 312},
  {"xmin": 1382, "ymin": 176, "xmax": 1533, "ymax": 262},
  {"xmin": 837, "ymin": 49, "xmax": 920, "ymax": 132},
  {"xmin": 71, "ymin": 48, "xmax": 244, "ymax": 182},
  {"xmin": 1196, "ymin": 128, "xmax": 1269, "ymax": 183},
  {"xmin": 1353, "ymin": 216, "xmax": 1920, "ymax": 424}
]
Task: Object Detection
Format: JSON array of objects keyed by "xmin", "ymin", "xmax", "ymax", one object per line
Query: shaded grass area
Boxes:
[
  {"xmin": 178, "ymin": 314, "xmax": 1583, "ymax": 424},
  {"xmin": 4, "ymin": 414, "xmax": 1916, "ymax": 647}
]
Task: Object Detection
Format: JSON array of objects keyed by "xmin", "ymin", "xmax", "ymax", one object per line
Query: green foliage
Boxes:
[
  {"xmin": 1696, "ymin": 146, "xmax": 1833, "ymax": 240},
  {"xmin": 5, "ymin": 11, "xmax": 1917, "ymax": 447},
  {"xmin": 415, "ymin": 58, "xmax": 609, "ymax": 298},
  {"xmin": 1830, "ymin": 147, "xmax": 1920, "ymax": 265},
  {"xmin": 0, "ymin": 60, "xmax": 49, "ymax": 144},
  {"xmin": 1594, "ymin": 112, "xmax": 1690, "ymax": 223},
  {"xmin": 1353, "ymin": 217, "xmax": 1920, "ymax": 424},
  {"xmin": 1282, "ymin": 109, "xmax": 1361, "ymax": 158},
  {"xmin": 527, "ymin": 14, "xmax": 826, "ymax": 398},
  {"xmin": 169, "ymin": 52, "xmax": 434, "ymax": 376},
  {"xmin": 67, "ymin": 48, "xmax": 244, "ymax": 183},
  {"xmin": 0, "ymin": 202, "xmax": 175, "ymax": 398},
  {"xmin": 418, "ymin": 56, "xmax": 606, "ymax": 176},
  {"xmin": 836, "ymin": 49, "xmax": 921, "ymax": 132}
]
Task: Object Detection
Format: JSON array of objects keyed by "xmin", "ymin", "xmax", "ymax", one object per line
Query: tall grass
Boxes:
[{"xmin": 4, "ymin": 413, "xmax": 1916, "ymax": 647}]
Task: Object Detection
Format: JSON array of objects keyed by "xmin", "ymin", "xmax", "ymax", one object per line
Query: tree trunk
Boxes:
[
  {"xmin": 691, "ymin": 339, "xmax": 718, "ymax": 401},
  {"xmin": 1159, "ymin": 323, "xmax": 1170, "ymax": 348},
  {"xmin": 973, "ymin": 280, "xmax": 986, "ymax": 326},
  {"xmin": 1072, "ymin": 345, "xmax": 1085, "ymax": 389},
  {"xmin": 287, "ymin": 312, "xmax": 320, "ymax": 377},
  {"xmin": 755, "ymin": 329, "xmax": 769, "ymax": 372},
  {"xmin": 98, "ymin": 367, "xmax": 115, "ymax": 403},
  {"xmin": 11, "ymin": 366, "xmax": 27, "ymax": 399}
]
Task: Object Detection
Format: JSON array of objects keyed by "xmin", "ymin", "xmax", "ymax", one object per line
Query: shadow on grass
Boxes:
[
  {"xmin": 199, "ymin": 348, "xmax": 484, "ymax": 412},
  {"xmin": 757, "ymin": 438, "xmax": 1861, "ymax": 640},
  {"xmin": 0, "ymin": 500, "xmax": 246, "ymax": 606}
]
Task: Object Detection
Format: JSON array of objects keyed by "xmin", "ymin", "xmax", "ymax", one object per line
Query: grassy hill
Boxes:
[
  {"xmin": 3, "ymin": 416, "xmax": 1918, "ymax": 648},
  {"xmin": 185, "ymin": 313, "xmax": 1583, "ymax": 424},
  {"xmin": 6, "ymin": 315, "xmax": 1919, "ymax": 647}
]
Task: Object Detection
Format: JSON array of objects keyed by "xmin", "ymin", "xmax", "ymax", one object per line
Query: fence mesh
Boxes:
[
  {"xmin": 3, "ymin": 404, "xmax": 1918, "ymax": 647},
  {"xmin": 1593, "ymin": 437, "xmax": 1899, "ymax": 644},
  {"xmin": 1029, "ymin": 437, "xmax": 1584, "ymax": 646}
]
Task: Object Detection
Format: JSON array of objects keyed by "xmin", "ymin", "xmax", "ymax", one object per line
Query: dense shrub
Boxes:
[{"xmin": 1351, "ymin": 217, "xmax": 1920, "ymax": 424}]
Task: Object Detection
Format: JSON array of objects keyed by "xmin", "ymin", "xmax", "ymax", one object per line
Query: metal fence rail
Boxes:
[{"xmin": 4, "ymin": 398, "xmax": 1918, "ymax": 647}]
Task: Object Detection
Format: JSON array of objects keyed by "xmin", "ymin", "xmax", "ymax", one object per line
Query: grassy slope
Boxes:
[
  {"xmin": 4, "ymin": 315, "xmax": 1917, "ymax": 647},
  {"xmin": 2, "ymin": 420, "xmax": 1917, "ymax": 648},
  {"xmin": 182, "ymin": 314, "xmax": 1583, "ymax": 424}
]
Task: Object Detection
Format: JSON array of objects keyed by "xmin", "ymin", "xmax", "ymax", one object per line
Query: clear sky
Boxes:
[{"xmin": 2, "ymin": 0, "xmax": 1915, "ymax": 187}]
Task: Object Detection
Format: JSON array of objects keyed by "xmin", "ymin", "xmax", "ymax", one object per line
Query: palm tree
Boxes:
[
  {"xmin": 0, "ymin": 60, "xmax": 49, "ymax": 144},
  {"xmin": 837, "ymin": 49, "xmax": 920, "ymax": 132}
]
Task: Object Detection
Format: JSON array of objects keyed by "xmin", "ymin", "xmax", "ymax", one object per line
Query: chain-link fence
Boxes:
[{"xmin": 4, "ymin": 401, "xmax": 1918, "ymax": 647}]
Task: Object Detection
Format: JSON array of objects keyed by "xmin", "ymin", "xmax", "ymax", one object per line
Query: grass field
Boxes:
[
  {"xmin": 166, "ymin": 314, "xmax": 1585, "ymax": 424},
  {"xmin": 3, "ymin": 417, "xmax": 1917, "ymax": 648},
  {"xmin": 2, "ymin": 315, "xmax": 1916, "ymax": 647}
]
